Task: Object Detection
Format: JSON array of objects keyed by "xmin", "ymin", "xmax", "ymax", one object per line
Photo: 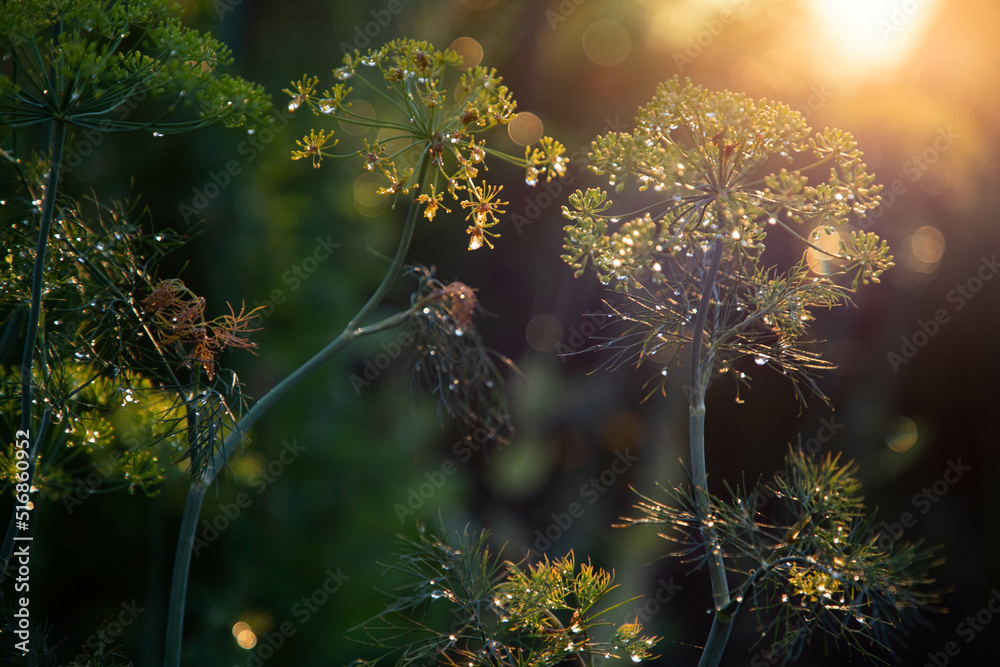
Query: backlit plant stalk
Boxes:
[
  {"xmin": 1, "ymin": 0, "xmax": 270, "ymax": 582},
  {"xmin": 561, "ymin": 77, "xmax": 930, "ymax": 666},
  {"xmin": 164, "ymin": 38, "xmax": 565, "ymax": 666}
]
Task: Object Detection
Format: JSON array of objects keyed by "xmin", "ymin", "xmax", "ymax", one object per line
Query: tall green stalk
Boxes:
[
  {"xmin": 0, "ymin": 120, "xmax": 66, "ymax": 580},
  {"xmin": 163, "ymin": 157, "xmax": 429, "ymax": 667},
  {"xmin": 686, "ymin": 238, "xmax": 737, "ymax": 667},
  {"xmin": 565, "ymin": 76, "xmax": 911, "ymax": 667}
]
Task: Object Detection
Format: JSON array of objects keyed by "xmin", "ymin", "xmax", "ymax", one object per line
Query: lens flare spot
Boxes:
[
  {"xmin": 526, "ymin": 314, "xmax": 563, "ymax": 352},
  {"xmin": 353, "ymin": 174, "xmax": 388, "ymax": 217},
  {"xmin": 885, "ymin": 416, "xmax": 918, "ymax": 453},
  {"xmin": 909, "ymin": 225, "xmax": 945, "ymax": 267},
  {"xmin": 232, "ymin": 622, "xmax": 257, "ymax": 649},
  {"xmin": 449, "ymin": 37, "xmax": 484, "ymax": 69},
  {"xmin": 508, "ymin": 112, "xmax": 544, "ymax": 147},
  {"xmin": 339, "ymin": 99, "xmax": 375, "ymax": 136},
  {"xmin": 583, "ymin": 19, "xmax": 632, "ymax": 67},
  {"xmin": 805, "ymin": 226, "xmax": 843, "ymax": 276}
]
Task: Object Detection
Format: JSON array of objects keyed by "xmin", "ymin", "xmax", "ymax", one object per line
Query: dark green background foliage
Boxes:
[{"xmin": 3, "ymin": 0, "xmax": 999, "ymax": 665}]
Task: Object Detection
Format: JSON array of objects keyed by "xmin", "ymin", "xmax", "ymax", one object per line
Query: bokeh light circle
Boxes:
[
  {"xmin": 508, "ymin": 112, "xmax": 544, "ymax": 147},
  {"xmin": 353, "ymin": 174, "xmax": 388, "ymax": 217},
  {"xmin": 449, "ymin": 37, "xmax": 483, "ymax": 69},
  {"xmin": 911, "ymin": 225, "xmax": 946, "ymax": 264},
  {"xmin": 805, "ymin": 225, "xmax": 843, "ymax": 275},
  {"xmin": 582, "ymin": 19, "xmax": 631, "ymax": 67},
  {"xmin": 339, "ymin": 99, "xmax": 375, "ymax": 136},
  {"xmin": 232, "ymin": 622, "xmax": 257, "ymax": 649},
  {"xmin": 885, "ymin": 416, "xmax": 918, "ymax": 453},
  {"xmin": 526, "ymin": 315, "xmax": 563, "ymax": 352}
]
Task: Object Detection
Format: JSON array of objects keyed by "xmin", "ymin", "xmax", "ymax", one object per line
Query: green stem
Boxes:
[
  {"xmin": 162, "ymin": 483, "xmax": 205, "ymax": 667},
  {"xmin": 199, "ymin": 303, "xmax": 425, "ymax": 488},
  {"xmin": 0, "ymin": 120, "xmax": 65, "ymax": 580},
  {"xmin": 163, "ymin": 156, "xmax": 430, "ymax": 667},
  {"xmin": 698, "ymin": 604, "xmax": 737, "ymax": 667},
  {"xmin": 20, "ymin": 120, "xmax": 64, "ymax": 436},
  {"xmin": 347, "ymin": 155, "xmax": 429, "ymax": 332},
  {"xmin": 687, "ymin": 237, "xmax": 737, "ymax": 667},
  {"xmin": 688, "ymin": 239, "xmax": 727, "ymax": 602}
]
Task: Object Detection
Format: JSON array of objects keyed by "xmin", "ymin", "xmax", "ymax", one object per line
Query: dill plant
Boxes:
[
  {"xmin": 0, "ymin": 4, "xmax": 561, "ymax": 663},
  {"xmin": 351, "ymin": 525, "xmax": 658, "ymax": 667},
  {"xmin": 165, "ymin": 38, "xmax": 566, "ymax": 665},
  {"xmin": 260, "ymin": 40, "xmax": 658, "ymax": 667},
  {"xmin": 561, "ymin": 77, "xmax": 936, "ymax": 665},
  {"xmin": 1, "ymin": 1, "xmax": 271, "ymax": 661}
]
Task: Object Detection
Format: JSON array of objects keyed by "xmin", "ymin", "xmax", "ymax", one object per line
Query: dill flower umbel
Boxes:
[{"xmin": 286, "ymin": 38, "xmax": 566, "ymax": 250}]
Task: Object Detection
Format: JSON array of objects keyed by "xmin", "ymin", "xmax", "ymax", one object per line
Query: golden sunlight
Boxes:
[
  {"xmin": 809, "ymin": 0, "xmax": 941, "ymax": 75},
  {"xmin": 805, "ymin": 225, "xmax": 843, "ymax": 276}
]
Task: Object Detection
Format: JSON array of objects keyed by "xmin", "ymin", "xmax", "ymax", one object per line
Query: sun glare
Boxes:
[{"xmin": 809, "ymin": 0, "xmax": 941, "ymax": 75}]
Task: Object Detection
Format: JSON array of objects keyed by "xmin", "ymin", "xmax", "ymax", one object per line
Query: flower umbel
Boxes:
[
  {"xmin": 462, "ymin": 182, "xmax": 507, "ymax": 250},
  {"xmin": 415, "ymin": 185, "xmax": 451, "ymax": 221},
  {"xmin": 561, "ymin": 77, "xmax": 893, "ymax": 401},
  {"xmin": 286, "ymin": 38, "xmax": 565, "ymax": 250},
  {"xmin": 291, "ymin": 128, "xmax": 337, "ymax": 168}
]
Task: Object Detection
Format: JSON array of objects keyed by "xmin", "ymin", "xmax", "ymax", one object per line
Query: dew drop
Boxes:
[{"xmin": 754, "ymin": 357, "xmax": 766, "ymax": 365}]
